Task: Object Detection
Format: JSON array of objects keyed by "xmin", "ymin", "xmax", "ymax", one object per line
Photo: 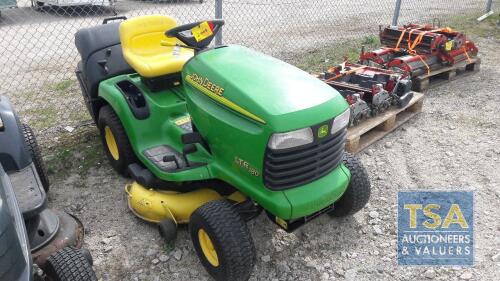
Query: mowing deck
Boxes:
[{"xmin": 345, "ymin": 92, "xmax": 425, "ymax": 154}]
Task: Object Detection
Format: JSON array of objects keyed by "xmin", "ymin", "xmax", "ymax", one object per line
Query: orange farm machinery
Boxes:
[
  {"xmin": 319, "ymin": 62, "xmax": 413, "ymax": 126},
  {"xmin": 359, "ymin": 24, "xmax": 478, "ymax": 78}
]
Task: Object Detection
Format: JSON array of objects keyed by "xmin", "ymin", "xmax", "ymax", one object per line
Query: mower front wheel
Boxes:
[
  {"xmin": 98, "ymin": 106, "xmax": 136, "ymax": 176},
  {"xmin": 44, "ymin": 247, "xmax": 97, "ymax": 281},
  {"xmin": 189, "ymin": 200, "xmax": 256, "ymax": 281},
  {"xmin": 330, "ymin": 152, "xmax": 371, "ymax": 217}
]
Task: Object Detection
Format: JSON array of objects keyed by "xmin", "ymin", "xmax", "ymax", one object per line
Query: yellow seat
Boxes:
[{"xmin": 119, "ymin": 15, "xmax": 194, "ymax": 78}]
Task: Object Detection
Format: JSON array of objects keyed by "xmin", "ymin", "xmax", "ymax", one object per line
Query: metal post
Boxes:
[
  {"xmin": 215, "ymin": 0, "xmax": 223, "ymax": 45},
  {"xmin": 392, "ymin": 0, "xmax": 402, "ymax": 26},
  {"xmin": 485, "ymin": 0, "xmax": 493, "ymax": 12}
]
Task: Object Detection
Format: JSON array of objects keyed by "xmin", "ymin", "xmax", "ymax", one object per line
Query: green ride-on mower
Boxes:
[{"xmin": 75, "ymin": 15, "xmax": 371, "ymax": 280}]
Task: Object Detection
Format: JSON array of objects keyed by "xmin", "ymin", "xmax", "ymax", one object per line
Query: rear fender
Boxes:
[
  {"xmin": 97, "ymin": 81, "xmax": 134, "ymax": 133},
  {"xmin": 76, "ymin": 62, "xmax": 107, "ymax": 123},
  {"xmin": 0, "ymin": 96, "xmax": 31, "ymax": 172}
]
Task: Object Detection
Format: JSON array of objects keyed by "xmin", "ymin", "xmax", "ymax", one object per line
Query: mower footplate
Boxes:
[
  {"xmin": 8, "ymin": 163, "xmax": 46, "ymax": 219},
  {"xmin": 143, "ymin": 145, "xmax": 186, "ymax": 172}
]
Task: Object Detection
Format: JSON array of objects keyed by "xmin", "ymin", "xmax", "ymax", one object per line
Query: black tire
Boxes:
[
  {"xmin": 44, "ymin": 247, "xmax": 97, "ymax": 281},
  {"xmin": 79, "ymin": 248, "xmax": 94, "ymax": 266},
  {"xmin": 21, "ymin": 123, "xmax": 50, "ymax": 192},
  {"xmin": 97, "ymin": 105, "xmax": 136, "ymax": 176},
  {"xmin": 158, "ymin": 218, "xmax": 177, "ymax": 244},
  {"xmin": 330, "ymin": 152, "xmax": 371, "ymax": 217},
  {"xmin": 189, "ymin": 200, "xmax": 256, "ymax": 281}
]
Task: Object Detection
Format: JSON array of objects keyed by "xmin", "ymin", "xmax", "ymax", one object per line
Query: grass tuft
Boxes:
[
  {"xmin": 290, "ymin": 37, "xmax": 380, "ymax": 73},
  {"xmin": 44, "ymin": 127, "xmax": 105, "ymax": 178}
]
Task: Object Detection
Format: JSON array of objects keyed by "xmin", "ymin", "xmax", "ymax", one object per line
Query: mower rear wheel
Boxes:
[
  {"xmin": 44, "ymin": 247, "xmax": 97, "ymax": 281},
  {"xmin": 189, "ymin": 200, "xmax": 256, "ymax": 281},
  {"xmin": 98, "ymin": 106, "xmax": 136, "ymax": 176},
  {"xmin": 330, "ymin": 152, "xmax": 371, "ymax": 217},
  {"xmin": 22, "ymin": 123, "xmax": 50, "ymax": 192}
]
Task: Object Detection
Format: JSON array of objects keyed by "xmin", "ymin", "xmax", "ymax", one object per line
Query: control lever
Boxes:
[
  {"xmin": 182, "ymin": 144, "xmax": 197, "ymax": 167},
  {"xmin": 163, "ymin": 155, "xmax": 180, "ymax": 169}
]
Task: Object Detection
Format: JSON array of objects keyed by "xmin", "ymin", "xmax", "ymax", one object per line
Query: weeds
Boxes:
[{"xmin": 290, "ymin": 37, "xmax": 380, "ymax": 73}]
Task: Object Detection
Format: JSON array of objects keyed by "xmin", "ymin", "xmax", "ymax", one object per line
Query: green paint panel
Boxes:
[
  {"xmin": 184, "ymin": 45, "xmax": 349, "ymax": 131},
  {"xmin": 284, "ymin": 163, "xmax": 351, "ymax": 219}
]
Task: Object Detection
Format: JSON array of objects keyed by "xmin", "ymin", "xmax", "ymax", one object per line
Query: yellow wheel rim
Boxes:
[
  {"xmin": 198, "ymin": 229, "xmax": 219, "ymax": 267},
  {"xmin": 104, "ymin": 126, "xmax": 119, "ymax": 161}
]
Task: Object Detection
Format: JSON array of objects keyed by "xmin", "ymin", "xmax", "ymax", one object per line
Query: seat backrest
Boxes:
[
  {"xmin": 119, "ymin": 15, "xmax": 178, "ymax": 57},
  {"xmin": 75, "ymin": 22, "xmax": 133, "ymax": 99},
  {"xmin": 75, "ymin": 22, "xmax": 122, "ymax": 63}
]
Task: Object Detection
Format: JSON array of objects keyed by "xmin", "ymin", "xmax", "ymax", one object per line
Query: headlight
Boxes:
[
  {"xmin": 0, "ymin": 114, "xmax": 4, "ymax": 131},
  {"xmin": 330, "ymin": 109, "xmax": 350, "ymax": 135},
  {"xmin": 268, "ymin": 127, "xmax": 314, "ymax": 150}
]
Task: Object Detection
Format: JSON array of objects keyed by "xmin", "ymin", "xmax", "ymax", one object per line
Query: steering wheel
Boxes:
[{"xmin": 165, "ymin": 20, "xmax": 225, "ymax": 50}]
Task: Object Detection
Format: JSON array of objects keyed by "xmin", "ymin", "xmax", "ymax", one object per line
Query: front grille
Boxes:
[{"xmin": 263, "ymin": 128, "xmax": 347, "ymax": 190}]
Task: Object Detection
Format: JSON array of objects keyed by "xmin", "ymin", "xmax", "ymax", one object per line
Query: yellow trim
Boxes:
[
  {"xmin": 125, "ymin": 182, "xmax": 222, "ymax": 224},
  {"xmin": 275, "ymin": 217, "xmax": 288, "ymax": 229},
  {"xmin": 104, "ymin": 126, "xmax": 120, "ymax": 161},
  {"xmin": 227, "ymin": 191, "xmax": 247, "ymax": 203},
  {"xmin": 185, "ymin": 75, "xmax": 266, "ymax": 124},
  {"xmin": 198, "ymin": 229, "xmax": 219, "ymax": 267},
  {"xmin": 174, "ymin": 115, "xmax": 191, "ymax": 126}
]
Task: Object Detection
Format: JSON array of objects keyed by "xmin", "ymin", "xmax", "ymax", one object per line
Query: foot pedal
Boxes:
[
  {"xmin": 181, "ymin": 132, "xmax": 203, "ymax": 144},
  {"xmin": 8, "ymin": 163, "xmax": 47, "ymax": 219},
  {"xmin": 143, "ymin": 145, "xmax": 185, "ymax": 172},
  {"xmin": 128, "ymin": 164, "xmax": 156, "ymax": 187},
  {"xmin": 127, "ymin": 164, "xmax": 186, "ymax": 190},
  {"xmin": 182, "ymin": 131, "xmax": 211, "ymax": 153}
]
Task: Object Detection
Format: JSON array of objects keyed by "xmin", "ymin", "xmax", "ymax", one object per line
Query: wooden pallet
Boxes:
[
  {"xmin": 413, "ymin": 57, "xmax": 481, "ymax": 92},
  {"xmin": 345, "ymin": 92, "xmax": 424, "ymax": 154}
]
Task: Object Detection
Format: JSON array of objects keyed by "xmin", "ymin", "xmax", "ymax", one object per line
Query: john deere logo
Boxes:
[
  {"xmin": 318, "ymin": 125, "xmax": 329, "ymax": 138},
  {"xmin": 186, "ymin": 73, "xmax": 224, "ymax": 96}
]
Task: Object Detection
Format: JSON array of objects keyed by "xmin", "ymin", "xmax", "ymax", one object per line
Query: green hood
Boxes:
[{"xmin": 183, "ymin": 45, "xmax": 348, "ymax": 131}]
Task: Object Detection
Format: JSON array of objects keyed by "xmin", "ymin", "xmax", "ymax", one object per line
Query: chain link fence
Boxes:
[{"xmin": 0, "ymin": 0, "xmax": 496, "ymax": 139}]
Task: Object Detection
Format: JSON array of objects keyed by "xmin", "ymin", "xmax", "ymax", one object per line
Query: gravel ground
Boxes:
[{"xmin": 38, "ymin": 35, "xmax": 500, "ymax": 281}]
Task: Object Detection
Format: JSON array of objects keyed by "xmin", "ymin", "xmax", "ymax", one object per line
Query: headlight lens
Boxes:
[
  {"xmin": 330, "ymin": 109, "xmax": 350, "ymax": 135},
  {"xmin": 0, "ymin": 114, "xmax": 4, "ymax": 131},
  {"xmin": 268, "ymin": 127, "xmax": 314, "ymax": 150}
]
